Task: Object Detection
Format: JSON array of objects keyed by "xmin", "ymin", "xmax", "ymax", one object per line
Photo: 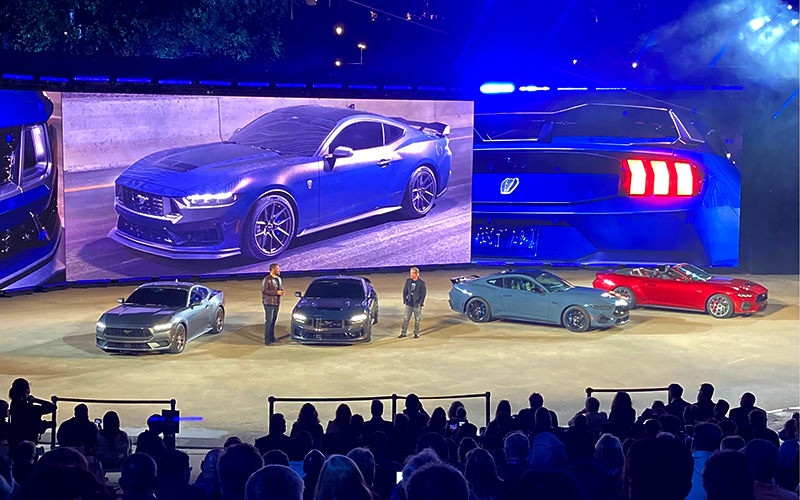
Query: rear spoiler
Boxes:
[
  {"xmin": 450, "ymin": 275, "xmax": 480, "ymax": 285},
  {"xmin": 391, "ymin": 117, "xmax": 451, "ymax": 137}
]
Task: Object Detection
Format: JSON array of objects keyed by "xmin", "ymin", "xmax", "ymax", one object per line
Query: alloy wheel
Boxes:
[{"xmin": 253, "ymin": 198, "xmax": 295, "ymax": 256}]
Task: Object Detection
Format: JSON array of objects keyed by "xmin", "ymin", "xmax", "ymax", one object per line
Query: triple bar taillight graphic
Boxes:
[{"xmin": 620, "ymin": 158, "xmax": 704, "ymax": 197}]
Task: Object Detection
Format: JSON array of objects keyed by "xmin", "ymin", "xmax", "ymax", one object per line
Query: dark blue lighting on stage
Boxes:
[
  {"xmin": 74, "ymin": 76, "xmax": 110, "ymax": 82},
  {"xmin": 117, "ymin": 78, "xmax": 152, "ymax": 83},
  {"xmin": 480, "ymin": 82, "xmax": 515, "ymax": 94},
  {"xmin": 199, "ymin": 80, "xmax": 232, "ymax": 86},
  {"xmin": 158, "ymin": 79, "xmax": 192, "ymax": 85},
  {"xmin": 237, "ymin": 82, "xmax": 271, "ymax": 87},
  {"xmin": 349, "ymin": 84, "xmax": 378, "ymax": 89},
  {"xmin": 418, "ymin": 86, "xmax": 447, "ymax": 91},
  {"xmin": 40, "ymin": 77, "xmax": 69, "ymax": 82},
  {"xmin": 312, "ymin": 83, "xmax": 343, "ymax": 88},
  {"xmin": 384, "ymin": 85, "xmax": 412, "ymax": 90},
  {"xmin": 275, "ymin": 83, "xmax": 306, "ymax": 88},
  {"xmin": 3, "ymin": 74, "xmax": 34, "ymax": 80},
  {"xmin": 774, "ymin": 89, "xmax": 800, "ymax": 118}
]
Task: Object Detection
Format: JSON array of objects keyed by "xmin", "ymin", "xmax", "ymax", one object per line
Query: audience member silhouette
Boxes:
[
  {"xmin": 666, "ymin": 383, "xmax": 690, "ymax": 421},
  {"xmin": 594, "ymin": 433, "xmax": 624, "ymax": 496},
  {"xmin": 367, "ymin": 432, "xmax": 402, "ymax": 500},
  {"xmin": 457, "ymin": 437, "xmax": 477, "ymax": 464},
  {"xmin": 464, "ymin": 448, "xmax": 502, "ymax": 500},
  {"xmin": 351, "ymin": 414, "xmax": 366, "ymax": 448},
  {"xmin": 245, "ymin": 465, "xmax": 304, "ymax": 500},
  {"xmin": 136, "ymin": 415, "xmax": 167, "ymax": 465},
  {"xmin": 314, "ymin": 454, "xmax": 374, "ymax": 500},
  {"xmin": 156, "ymin": 449, "xmax": 206, "ymax": 500},
  {"xmin": 496, "ymin": 431, "xmax": 530, "ymax": 482},
  {"xmin": 530, "ymin": 407, "xmax": 556, "ymax": 442},
  {"xmin": 730, "ymin": 393, "xmax": 762, "ymax": 429},
  {"xmin": 693, "ymin": 383, "xmax": 717, "ymax": 422},
  {"xmin": 719, "ymin": 419, "xmax": 738, "ymax": 437},
  {"xmin": 569, "ymin": 397, "xmax": 607, "ymax": 435},
  {"xmin": 256, "ymin": 414, "xmax": 292, "ymax": 457},
  {"xmin": 194, "ymin": 448, "xmax": 223, "ymax": 498},
  {"xmin": 405, "ymin": 462, "xmax": 468, "ymax": 500},
  {"xmin": 288, "ymin": 437, "xmax": 312, "ymax": 477},
  {"xmin": 721, "ymin": 435, "xmax": 746, "ymax": 451},
  {"xmin": 749, "ymin": 409, "xmax": 780, "ymax": 448},
  {"xmin": 7, "ymin": 379, "xmax": 55, "ymax": 453},
  {"xmin": 686, "ymin": 422, "xmax": 723, "ymax": 500},
  {"xmin": 96, "ymin": 411, "xmax": 131, "ymax": 470},
  {"xmin": 326, "ymin": 405, "xmax": 353, "ymax": 451},
  {"xmin": 419, "ymin": 407, "xmax": 447, "ymax": 437},
  {"xmin": 302, "ymin": 450, "xmax": 325, "ymax": 500},
  {"xmin": 225, "ymin": 437, "xmax": 243, "ymax": 448},
  {"xmin": 776, "ymin": 417, "xmax": 799, "ymax": 492},
  {"xmin": 714, "ymin": 399, "xmax": 731, "ymax": 421},
  {"xmin": 12, "ymin": 440, "xmax": 35, "ymax": 485},
  {"xmin": 514, "ymin": 393, "xmax": 544, "ymax": 432},
  {"xmin": 625, "ymin": 438, "xmax": 693, "ymax": 500},
  {"xmin": 120, "ymin": 453, "xmax": 159, "ymax": 500},
  {"xmin": 403, "ymin": 395, "xmax": 430, "ymax": 438},
  {"xmin": 609, "ymin": 392, "xmax": 636, "ymax": 440},
  {"xmin": 347, "ymin": 447, "xmax": 376, "ymax": 488},
  {"xmin": 57, "ymin": 404, "xmax": 97, "ymax": 454},
  {"xmin": 393, "ymin": 449, "xmax": 441, "ymax": 500},
  {"xmin": 34, "ymin": 446, "xmax": 89, "ymax": 473},
  {"xmin": 363, "ymin": 400, "xmax": 393, "ymax": 438},
  {"xmin": 0, "ymin": 453, "xmax": 19, "ymax": 499},
  {"xmin": 504, "ymin": 470, "xmax": 583, "ymax": 500},
  {"xmin": 530, "ymin": 432, "xmax": 567, "ymax": 472},
  {"xmin": 643, "ymin": 418, "xmax": 662, "ymax": 439},
  {"xmin": 0, "ymin": 400, "xmax": 9, "ymax": 454},
  {"xmin": 744, "ymin": 439, "xmax": 798, "ymax": 500},
  {"xmin": 264, "ymin": 450, "xmax": 290, "ymax": 466},
  {"xmin": 416, "ymin": 432, "xmax": 452, "ymax": 469},
  {"xmin": 21, "ymin": 464, "xmax": 112, "ymax": 500},
  {"xmin": 292, "ymin": 404, "xmax": 324, "ymax": 442},
  {"xmin": 702, "ymin": 451, "xmax": 755, "ymax": 500},
  {"xmin": 218, "ymin": 443, "xmax": 265, "ymax": 500}
]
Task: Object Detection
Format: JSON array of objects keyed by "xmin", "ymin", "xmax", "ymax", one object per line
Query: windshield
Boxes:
[
  {"xmin": 228, "ymin": 111, "xmax": 336, "ymax": 157},
  {"xmin": 304, "ymin": 280, "xmax": 365, "ymax": 300},
  {"xmin": 533, "ymin": 272, "xmax": 574, "ymax": 293},
  {"xmin": 675, "ymin": 264, "xmax": 711, "ymax": 282},
  {"xmin": 125, "ymin": 287, "xmax": 188, "ymax": 308}
]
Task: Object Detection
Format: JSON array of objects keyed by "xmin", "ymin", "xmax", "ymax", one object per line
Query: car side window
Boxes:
[
  {"xmin": 504, "ymin": 277, "xmax": 535, "ymax": 291},
  {"xmin": 486, "ymin": 278, "xmax": 503, "ymax": 288},
  {"xmin": 384, "ymin": 124, "xmax": 405, "ymax": 145},
  {"xmin": 330, "ymin": 122, "xmax": 384, "ymax": 152},
  {"xmin": 190, "ymin": 289, "xmax": 205, "ymax": 303}
]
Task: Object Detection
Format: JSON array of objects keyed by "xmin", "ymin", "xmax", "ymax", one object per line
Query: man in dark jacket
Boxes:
[
  {"xmin": 399, "ymin": 267, "xmax": 426, "ymax": 339},
  {"xmin": 57, "ymin": 404, "xmax": 97, "ymax": 454},
  {"xmin": 261, "ymin": 263, "xmax": 284, "ymax": 345}
]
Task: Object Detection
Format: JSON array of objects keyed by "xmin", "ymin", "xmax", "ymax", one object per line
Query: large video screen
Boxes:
[
  {"xmin": 472, "ymin": 91, "xmax": 742, "ymax": 266},
  {"xmin": 62, "ymin": 94, "xmax": 473, "ymax": 281},
  {"xmin": 0, "ymin": 90, "xmax": 66, "ymax": 291}
]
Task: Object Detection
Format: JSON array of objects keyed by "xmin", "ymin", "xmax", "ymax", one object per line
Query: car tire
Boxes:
[
  {"xmin": 466, "ymin": 297, "xmax": 491, "ymax": 323},
  {"xmin": 365, "ymin": 321, "xmax": 373, "ymax": 342},
  {"xmin": 372, "ymin": 308, "xmax": 379, "ymax": 325},
  {"xmin": 562, "ymin": 306, "xmax": 591, "ymax": 332},
  {"xmin": 210, "ymin": 307, "xmax": 225, "ymax": 334},
  {"xmin": 242, "ymin": 193, "xmax": 297, "ymax": 260},
  {"xmin": 400, "ymin": 166, "xmax": 437, "ymax": 218},
  {"xmin": 706, "ymin": 294, "xmax": 734, "ymax": 319},
  {"xmin": 169, "ymin": 324, "xmax": 187, "ymax": 354},
  {"xmin": 613, "ymin": 286, "xmax": 637, "ymax": 308}
]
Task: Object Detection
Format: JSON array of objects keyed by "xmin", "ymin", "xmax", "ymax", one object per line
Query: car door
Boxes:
[
  {"xmin": 319, "ymin": 121, "xmax": 396, "ymax": 224},
  {"xmin": 500, "ymin": 276, "xmax": 549, "ymax": 320},
  {"xmin": 645, "ymin": 269, "xmax": 691, "ymax": 307},
  {"xmin": 187, "ymin": 287, "xmax": 211, "ymax": 336}
]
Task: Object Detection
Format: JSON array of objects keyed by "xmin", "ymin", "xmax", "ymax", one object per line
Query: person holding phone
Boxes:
[
  {"xmin": 7, "ymin": 379, "xmax": 55, "ymax": 455},
  {"xmin": 262, "ymin": 263, "xmax": 285, "ymax": 345}
]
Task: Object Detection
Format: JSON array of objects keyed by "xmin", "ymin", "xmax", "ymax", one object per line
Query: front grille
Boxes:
[
  {"xmin": 105, "ymin": 327, "xmax": 151, "ymax": 338},
  {"xmin": 117, "ymin": 217, "xmax": 222, "ymax": 247},
  {"xmin": 312, "ymin": 319, "xmax": 344, "ymax": 329},
  {"xmin": 106, "ymin": 342, "xmax": 151, "ymax": 350},
  {"xmin": 756, "ymin": 292, "xmax": 768, "ymax": 302},
  {"xmin": 121, "ymin": 187, "xmax": 164, "ymax": 216},
  {"xmin": 614, "ymin": 305, "xmax": 629, "ymax": 317}
]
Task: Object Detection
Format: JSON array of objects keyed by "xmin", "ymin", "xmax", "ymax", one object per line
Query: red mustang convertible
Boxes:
[{"xmin": 593, "ymin": 264, "xmax": 768, "ymax": 319}]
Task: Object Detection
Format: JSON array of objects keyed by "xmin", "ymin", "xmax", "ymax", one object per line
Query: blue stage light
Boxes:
[
  {"xmin": 275, "ymin": 83, "xmax": 306, "ymax": 88},
  {"xmin": 384, "ymin": 85, "xmax": 412, "ymax": 90},
  {"xmin": 117, "ymin": 77, "xmax": 152, "ymax": 83},
  {"xmin": 74, "ymin": 76, "xmax": 110, "ymax": 82},
  {"xmin": 479, "ymin": 82, "xmax": 515, "ymax": 94},
  {"xmin": 519, "ymin": 86, "xmax": 550, "ymax": 92},
  {"xmin": 312, "ymin": 83, "xmax": 342, "ymax": 88},
  {"xmin": 418, "ymin": 86, "xmax": 446, "ymax": 91},
  {"xmin": 199, "ymin": 80, "xmax": 232, "ymax": 86},
  {"xmin": 349, "ymin": 84, "xmax": 378, "ymax": 89},
  {"xmin": 158, "ymin": 79, "xmax": 192, "ymax": 85},
  {"xmin": 3, "ymin": 74, "xmax": 34, "ymax": 80},
  {"xmin": 40, "ymin": 76, "xmax": 69, "ymax": 82}
]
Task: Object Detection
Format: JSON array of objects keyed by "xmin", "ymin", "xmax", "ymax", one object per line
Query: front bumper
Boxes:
[
  {"xmin": 591, "ymin": 304, "xmax": 630, "ymax": 328},
  {"xmin": 96, "ymin": 326, "xmax": 173, "ymax": 352},
  {"xmin": 735, "ymin": 292, "xmax": 768, "ymax": 314},
  {"xmin": 291, "ymin": 320, "xmax": 370, "ymax": 344}
]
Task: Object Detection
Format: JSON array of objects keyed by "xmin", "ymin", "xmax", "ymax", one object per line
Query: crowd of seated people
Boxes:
[{"xmin": 0, "ymin": 378, "xmax": 797, "ymax": 500}]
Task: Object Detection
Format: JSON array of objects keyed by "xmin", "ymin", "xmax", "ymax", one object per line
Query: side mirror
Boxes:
[
  {"xmin": 332, "ymin": 146, "xmax": 354, "ymax": 158},
  {"xmin": 117, "ymin": 298, "xmax": 124, "ymax": 304},
  {"xmin": 191, "ymin": 300, "xmax": 202, "ymax": 308},
  {"xmin": 294, "ymin": 291, "xmax": 302, "ymax": 298}
]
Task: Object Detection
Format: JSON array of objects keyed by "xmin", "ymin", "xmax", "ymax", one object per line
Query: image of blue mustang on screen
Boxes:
[
  {"xmin": 110, "ymin": 105, "xmax": 452, "ymax": 260},
  {"xmin": 472, "ymin": 103, "xmax": 740, "ymax": 266}
]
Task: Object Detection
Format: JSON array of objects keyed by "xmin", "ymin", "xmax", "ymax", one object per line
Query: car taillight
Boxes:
[{"xmin": 620, "ymin": 158, "xmax": 704, "ymax": 197}]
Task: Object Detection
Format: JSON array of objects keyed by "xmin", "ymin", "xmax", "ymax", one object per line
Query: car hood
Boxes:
[
  {"xmin": 116, "ymin": 142, "xmax": 311, "ymax": 197},
  {"xmin": 705, "ymin": 277, "xmax": 768, "ymax": 293},
  {"xmin": 103, "ymin": 305, "xmax": 180, "ymax": 326},
  {"xmin": 559, "ymin": 286, "xmax": 623, "ymax": 304},
  {"xmin": 294, "ymin": 298, "xmax": 366, "ymax": 318}
]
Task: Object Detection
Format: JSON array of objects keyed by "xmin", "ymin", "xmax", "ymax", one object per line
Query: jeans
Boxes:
[
  {"xmin": 264, "ymin": 304, "xmax": 279, "ymax": 344},
  {"xmin": 401, "ymin": 305, "xmax": 423, "ymax": 335}
]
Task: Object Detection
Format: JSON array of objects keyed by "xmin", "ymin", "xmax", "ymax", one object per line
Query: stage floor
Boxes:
[{"xmin": 1, "ymin": 269, "xmax": 797, "ymax": 446}]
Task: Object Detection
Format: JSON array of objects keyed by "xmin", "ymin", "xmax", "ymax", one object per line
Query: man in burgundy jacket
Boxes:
[{"xmin": 262, "ymin": 263, "xmax": 284, "ymax": 345}]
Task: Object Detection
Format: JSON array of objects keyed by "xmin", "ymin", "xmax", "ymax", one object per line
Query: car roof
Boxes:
[
  {"xmin": 310, "ymin": 276, "xmax": 365, "ymax": 283},
  {"xmin": 271, "ymin": 105, "xmax": 379, "ymax": 124},
  {"xmin": 487, "ymin": 270, "xmax": 555, "ymax": 280},
  {"xmin": 139, "ymin": 281, "xmax": 196, "ymax": 290}
]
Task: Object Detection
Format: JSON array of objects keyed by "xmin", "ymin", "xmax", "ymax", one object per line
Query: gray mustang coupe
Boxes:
[
  {"xmin": 291, "ymin": 276, "xmax": 378, "ymax": 344},
  {"xmin": 448, "ymin": 270, "xmax": 629, "ymax": 332},
  {"xmin": 96, "ymin": 281, "xmax": 225, "ymax": 354}
]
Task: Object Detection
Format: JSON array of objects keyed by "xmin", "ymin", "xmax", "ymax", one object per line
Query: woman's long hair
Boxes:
[
  {"xmin": 333, "ymin": 404, "xmax": 352, "ymax": 429},
  {"xmin": 611, "ymin": 392, "xmax": 633, "ymax": 412},
  {"xmin": 314, "ymin": 455, "xmax": 374, "ymax": 500},
  {"xmin": 298, "ymin": 404, "xmax": 320, "ymax": 426},
  {"xmin": 595, "ymin": 433, "xmax": 624, "ymax": 472},
  {"xmin": 9, "ymin": 378, "xmax": 30, "ymax": 401},
  {"xmin": 99, "ymin": 411, "xmax": 121, "ymax": 442},
  {"xmin": 465, "ymin": 448, "xmax": 503, "ymax": 500}
]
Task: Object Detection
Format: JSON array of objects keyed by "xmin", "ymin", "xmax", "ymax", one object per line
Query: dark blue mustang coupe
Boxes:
[{"xmin": 110, "ymin": 105, "xmax": 452, "ymax": 259}]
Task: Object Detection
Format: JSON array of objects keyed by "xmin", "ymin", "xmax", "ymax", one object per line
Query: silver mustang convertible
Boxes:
[{"xmin": 96, "ymin": 281, "xmax": 225, "ymax": 354}]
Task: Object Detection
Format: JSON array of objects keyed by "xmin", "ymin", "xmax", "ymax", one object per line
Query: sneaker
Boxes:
[
  {"xmin": 413, "ymin": 333, "xmax": 419, "ymax": 338},
  {"xmin": 398, "ymin": 333, "xmax": 407, "ymax": 338}
]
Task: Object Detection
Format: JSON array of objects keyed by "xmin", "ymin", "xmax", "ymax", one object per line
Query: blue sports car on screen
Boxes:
[
  {"xmin": 448, "ymin": 270, "xmax": 630, "ymax": 332},
  {"xmin": 0, "ymin": 91, "xmax": 62, "ymax": 290},
  {"xmin": 110, "ymin": 105, "xmax": 452, "ymax": 260},
  {"xmin": 472, "ymin": 104, "xmax": 741, "ymax": 266}
]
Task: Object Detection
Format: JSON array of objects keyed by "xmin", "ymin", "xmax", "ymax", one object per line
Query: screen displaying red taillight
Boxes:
[{"xmin": 620, "ymin": 158, "xmax": 703, "ymax": 197}]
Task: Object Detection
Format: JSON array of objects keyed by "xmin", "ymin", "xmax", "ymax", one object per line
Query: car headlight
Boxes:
[
  {"xmin": 96, "ymin": 321, "xmax": 106, "ymax": 332},
  {"xmin": 589, "ymin": 304, "xmax": 613, "ymax": 310},
  {"xmin": 615, "ymin": 299, "xmax": 628, "ymax": 307},
  {"xmin": 292, "ymin": 313, "xmax": 307, "ymax": 323},
  {"xmin": 152, "ymin": 322, "xmax": 174, "ymax": 332},
  {"xmin": 350, "ymin": 313, "xmax": 368, "ymax": 323},
  {"xmin": 736, "ymin": 293, "xmax": 754, "ymax": 298},
  {"xmin": 182, "ymin": 192, "xmax": 241, "ymax": 208}
]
